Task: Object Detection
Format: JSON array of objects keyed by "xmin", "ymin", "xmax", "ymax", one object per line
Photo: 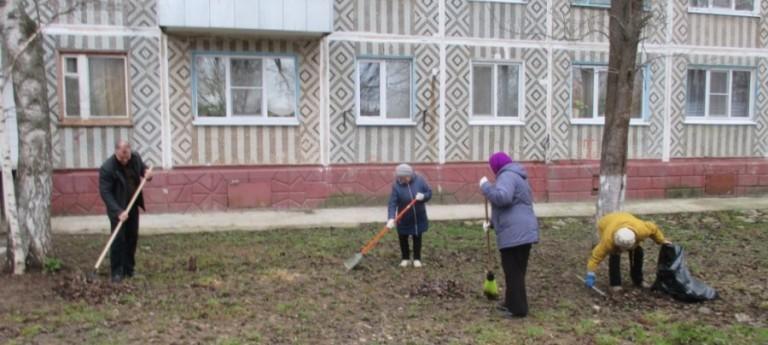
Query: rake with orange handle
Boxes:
[{"xmin": 344, "ymin": 199, "xmax": 418, "ymax": 270}]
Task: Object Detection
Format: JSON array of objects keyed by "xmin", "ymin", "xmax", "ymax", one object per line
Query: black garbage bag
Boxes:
[{"xmin": 651, "ymin": 244, "xmax": 717, "ymax": 303}]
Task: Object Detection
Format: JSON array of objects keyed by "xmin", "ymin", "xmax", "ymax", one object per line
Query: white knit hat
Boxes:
[
  {"xmin": 395, "ymin": 163, "xmax": 413, "ymax": 177},
  {"xmin": 614, "ymin": 227, "xmax": 636, "ymax": 250}
]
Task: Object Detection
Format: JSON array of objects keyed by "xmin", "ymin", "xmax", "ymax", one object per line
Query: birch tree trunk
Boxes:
[
  {"xmin": 0, "ymin": 100, "xmax": 25, "ymax": 273},
  {"xmin": 0, "ymin": 0, "xmax": 28, "ymax": 274},
  {"xmin": 1, "ymin": 0, "xmax": 54, "ymax": 272},
  {"xmin": 596, "ymin": 0, "xmax": 649, "ymax": 219}
]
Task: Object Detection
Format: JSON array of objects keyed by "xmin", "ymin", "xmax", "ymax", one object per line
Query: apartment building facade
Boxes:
[{"xmin": 4, "ymin": 0, "xmax": 767, "ymax": 214}]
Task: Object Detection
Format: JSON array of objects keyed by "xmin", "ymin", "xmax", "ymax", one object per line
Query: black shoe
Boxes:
[
  {"xmin": 495, "ymin": 304, "xmax": 527, "ymax": 318},
  {"xmin": 126, "ymin": 268, "xmax": 134, "ymax": 278},
  {"xmin": 111, "ymin": 274, "xmax": 124, "ymax": 284}
]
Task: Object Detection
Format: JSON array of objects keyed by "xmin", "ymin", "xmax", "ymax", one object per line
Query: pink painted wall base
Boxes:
[{"xmin": 52, "ymin": 159, "xmax": 768, "ymax": 215}]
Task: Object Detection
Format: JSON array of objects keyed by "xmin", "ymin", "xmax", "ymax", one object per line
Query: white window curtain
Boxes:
[{"xmin": 61, "ymin": 54, "xmax": 128, "ymax": 119}]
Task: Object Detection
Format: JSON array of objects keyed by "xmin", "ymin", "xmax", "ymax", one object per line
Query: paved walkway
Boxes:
[{"xmin": 51, "ymin": 196, "xmax": 768, "ymax": 235}]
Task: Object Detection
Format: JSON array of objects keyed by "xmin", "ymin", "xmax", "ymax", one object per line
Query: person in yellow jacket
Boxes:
[{"xmin": 584, "ymin": 212, "xmax": 671, "ymax": 290}]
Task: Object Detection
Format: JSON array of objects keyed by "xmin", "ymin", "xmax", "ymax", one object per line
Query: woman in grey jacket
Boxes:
[{"xmin": 479, "ymin": 152, "xmax": 540, "ymax": 318}]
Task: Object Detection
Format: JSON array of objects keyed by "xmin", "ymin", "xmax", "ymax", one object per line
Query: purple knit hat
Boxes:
[{"xmin": 489, "ymin": 152, "xmax": 513, "ymax": 175}]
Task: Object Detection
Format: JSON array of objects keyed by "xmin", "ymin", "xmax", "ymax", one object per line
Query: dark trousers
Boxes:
[
  {"xmin": 500, "ymin": 244, "xmax": 532, "ymax": 317},
  {"xmin": 608, "ymin": 247, "xmax": 644, "ymax": 287},
  {"xmin": 398, "ymin": 234, "xmax": 422, "ymax": 260},
  {"xmin": 109, "ymin": 207, "xmax": 140, "ymax": 278}
]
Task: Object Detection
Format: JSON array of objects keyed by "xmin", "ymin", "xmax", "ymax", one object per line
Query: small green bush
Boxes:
[{"xmin": 43, "ymin": 257, "xmax": 63, "ymax": 274}]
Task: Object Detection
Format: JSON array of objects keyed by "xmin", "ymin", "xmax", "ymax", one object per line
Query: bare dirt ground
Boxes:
[{"xmin": 1, "ymin": 209, "xmax": 767, "ymax": 345}]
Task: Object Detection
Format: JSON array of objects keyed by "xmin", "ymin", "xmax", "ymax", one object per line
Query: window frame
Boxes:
[
  {"xmin": 355, "ymin": 56, "xmax": 416, "ymax": 127},
  {"xmin": 688, "ymin": 0, "xmax": 759, "ymax": 17},
  {"xmin": 191, "ymin": 51, "xmax": 301, "ymax": 126},
  {"xmin": 57, "ymin": 51, "xmax": 131, "ymax": 127},
  {"xmin": 467, "ymin": 0, "xmax": 528, "ymax": 4},
  {"xmin": 569, "ymin": 63, "xmax": 650, "ymax": 126},
  {"xmin": 469, "ymin": 60, "xmax": 526, "ymax": 126},
  {"xmin": 684, "ymin": 66, "xmax": 756, "ymax": 124},
  {"xmin": 571, "ymin": 0, "xmax": 651, "ymax": 10},
  {"xmin": 571, "ymin": 0, "xmax": 612, "ymax": 9}
]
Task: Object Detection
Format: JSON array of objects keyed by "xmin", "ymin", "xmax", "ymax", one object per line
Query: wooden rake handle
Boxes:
[
  {"xmin": 360, "ymin": 199, "xmax": 418, "ymax": 255},
  {"xmin": 93, "ymin": 165, "xmax": 154, "ymax": 271}
]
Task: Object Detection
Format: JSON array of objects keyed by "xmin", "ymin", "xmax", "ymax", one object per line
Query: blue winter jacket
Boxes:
[
  {"xmin": 387, "ymin": 174, "xmax": 433, "ymax": 236},
  {"xmin": 481, "ymin": 163, "xmax": 540, "ymax": 250}
]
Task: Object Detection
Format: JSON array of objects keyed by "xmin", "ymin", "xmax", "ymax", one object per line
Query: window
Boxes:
[
  {"xmin": 468, "ymin": 0, "xmax": 527, "ymax": 3},
  {"xmin": 471, "ymin": 62, "xmax": 524, "ymax": 124},
  {"xmin": 572, "ymin": 0, "xmax": 651, "ymax": 9},
  {"xmin": 686, "ymin": 68, "xmax": 753, "ymax": 120},
  {"xmin": 689, "ymin": 0, "xmax": 757, "ymax": 15},
  {"xmin": 193, "ymin": 54, "xmax": 298, "ymax": 125},
  {"xmin": 572, "ymin": 0, "xmax": 611, "ymax": 7},
  {"xmin": 356, "ymin": 58, "xmax": 413, "ymax": 125},
  {"xmin": 571, "ymin": 65, "xmax": 646, "ymax": 122},
  {"xmin": 60, "ymin": 53, "xmax": 129, "ymax": 124}
]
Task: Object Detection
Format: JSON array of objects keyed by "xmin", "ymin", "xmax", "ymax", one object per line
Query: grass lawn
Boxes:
[{"xmin": 1, "ymin": 209, "xmax": 767, "ymax": 344}]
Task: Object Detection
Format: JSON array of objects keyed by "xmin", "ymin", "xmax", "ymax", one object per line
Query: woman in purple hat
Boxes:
[{"xmin": 479, "ymin": 152, "xmax": 539, "ymax": 318}]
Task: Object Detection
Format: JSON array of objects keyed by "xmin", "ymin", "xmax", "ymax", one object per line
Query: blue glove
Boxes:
[{"xmin": 585, "ymin": 272, "xmax": 596, "ymax": 289}]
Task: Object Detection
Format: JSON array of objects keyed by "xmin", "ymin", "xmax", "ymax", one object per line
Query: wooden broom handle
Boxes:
[
  {"xmin": 360, "ymin": 199, "xmax": 418, "ymax": 255},
  {"xmin": 94, "ymin": 165, "xmax": 154, "ymax": 271},
  {"xmin": 485, "ymin": 199, "xmax": 493, "ymax": 270}
]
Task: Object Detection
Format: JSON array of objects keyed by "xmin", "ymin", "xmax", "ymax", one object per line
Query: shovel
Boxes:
[
  {"xmin": 344, "ymin": 199, "xmax": 418, "ymax": 270},
  {"xmin": 88, "ymin": 166, "xmax": 153, "ymax": 281}
]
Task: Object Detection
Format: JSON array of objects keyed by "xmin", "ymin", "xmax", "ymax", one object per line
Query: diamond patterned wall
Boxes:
[
  {"xmin": 753, "ymin": 58, "xmax": 768, "ymax": 156},
  {"xmin": 669, "ymin": 55, "xmax": 765, "ymax": 158},
  {"xmin": 27, "ymin": 0, "xmax": 154, "ymax": 26},
  {"xmin": 445, "ymin": 0, "xmax": 546, "ymax": 39},
  {"xmin": 328, "ymin": 40, "xmax": 440, "ymax": 164},
  {"xmin": 647, "ymin": 54, "xmax": 666, "ymax": 158},
  {"xmin": 167, "ymin": 38, "xmax": 193, "ymax": 166},
  {"xmin": 522, "ymin": 48, "xmax": 549, "ymax": 161},
  {"xmin": 549, "ymin": 50, "xmax": 659, "ymax": 160},
  {"xmin": 166, "ymin": 37, "xmax": 322, "ymax": 166},
  {"xmin": 334, "ymin": 0, "xmax": 357, "ymax": 31},
  {"xmin": 672, "ymin": 0, "xmax": 689, "ymax": 45},
  {"xmin": 34, "ymin": 0, "xmax": 768, "ymax": 170},
  {"xmin": 443, "ymin": 44, "xmax": 471, "ymax": 161},
  {"xmin": 550, "ymin": 0, "xmax": 666, "ymax": 43},
  {"xmin": 761, "ymin": 0, "xmax": 768, "ymax": 48},
  {"xmin": 669, "ymin": 55, "xmax": 689, "ymax": 157},
  {"xmin": 333, "ymin": 0, "xmax": 438, "ymax": 35},
  {"xmin": 125, "ymin": 0, "xmax": 156, "ymax": 27},
  {"xmin": 549, "ymin": 50, "xmax": 572, "ymax": 161},
  {"xmin": 443, "ymin": 46, "xmax": 548, "ymax": 162},
  {"xmin": 43, "ymin": 34, "xmax": 162, "ymax": 169}
]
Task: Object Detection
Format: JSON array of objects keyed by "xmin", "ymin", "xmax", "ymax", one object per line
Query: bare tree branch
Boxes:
[{"xmin": 0, "ymin": 0, "xmax": 98, "ymax": 86}]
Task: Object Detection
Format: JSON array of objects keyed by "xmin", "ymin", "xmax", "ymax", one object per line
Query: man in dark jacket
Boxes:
[
  {"xmin": 99, "ymin": 140, "xmax": 151, "ymax": 283},
  {"xmin": 387, "ymin": 164, "xmax": 432, "ymax": 268}
]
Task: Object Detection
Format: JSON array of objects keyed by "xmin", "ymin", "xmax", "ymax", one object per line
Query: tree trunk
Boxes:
[
  {"xmin": 0, "ymin": 101, "xmax": 25, "ymax": 274},
  {"xmin": 1, "ymin": 0, "xmax": 54, "ymax": 271},
  {"xmin": 596, "ymin": 0, "xmax": 647, "ymax": 220},
  {"xmin": 1, "ymin": 0, "xmax": 29, "ymax": 274}
]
